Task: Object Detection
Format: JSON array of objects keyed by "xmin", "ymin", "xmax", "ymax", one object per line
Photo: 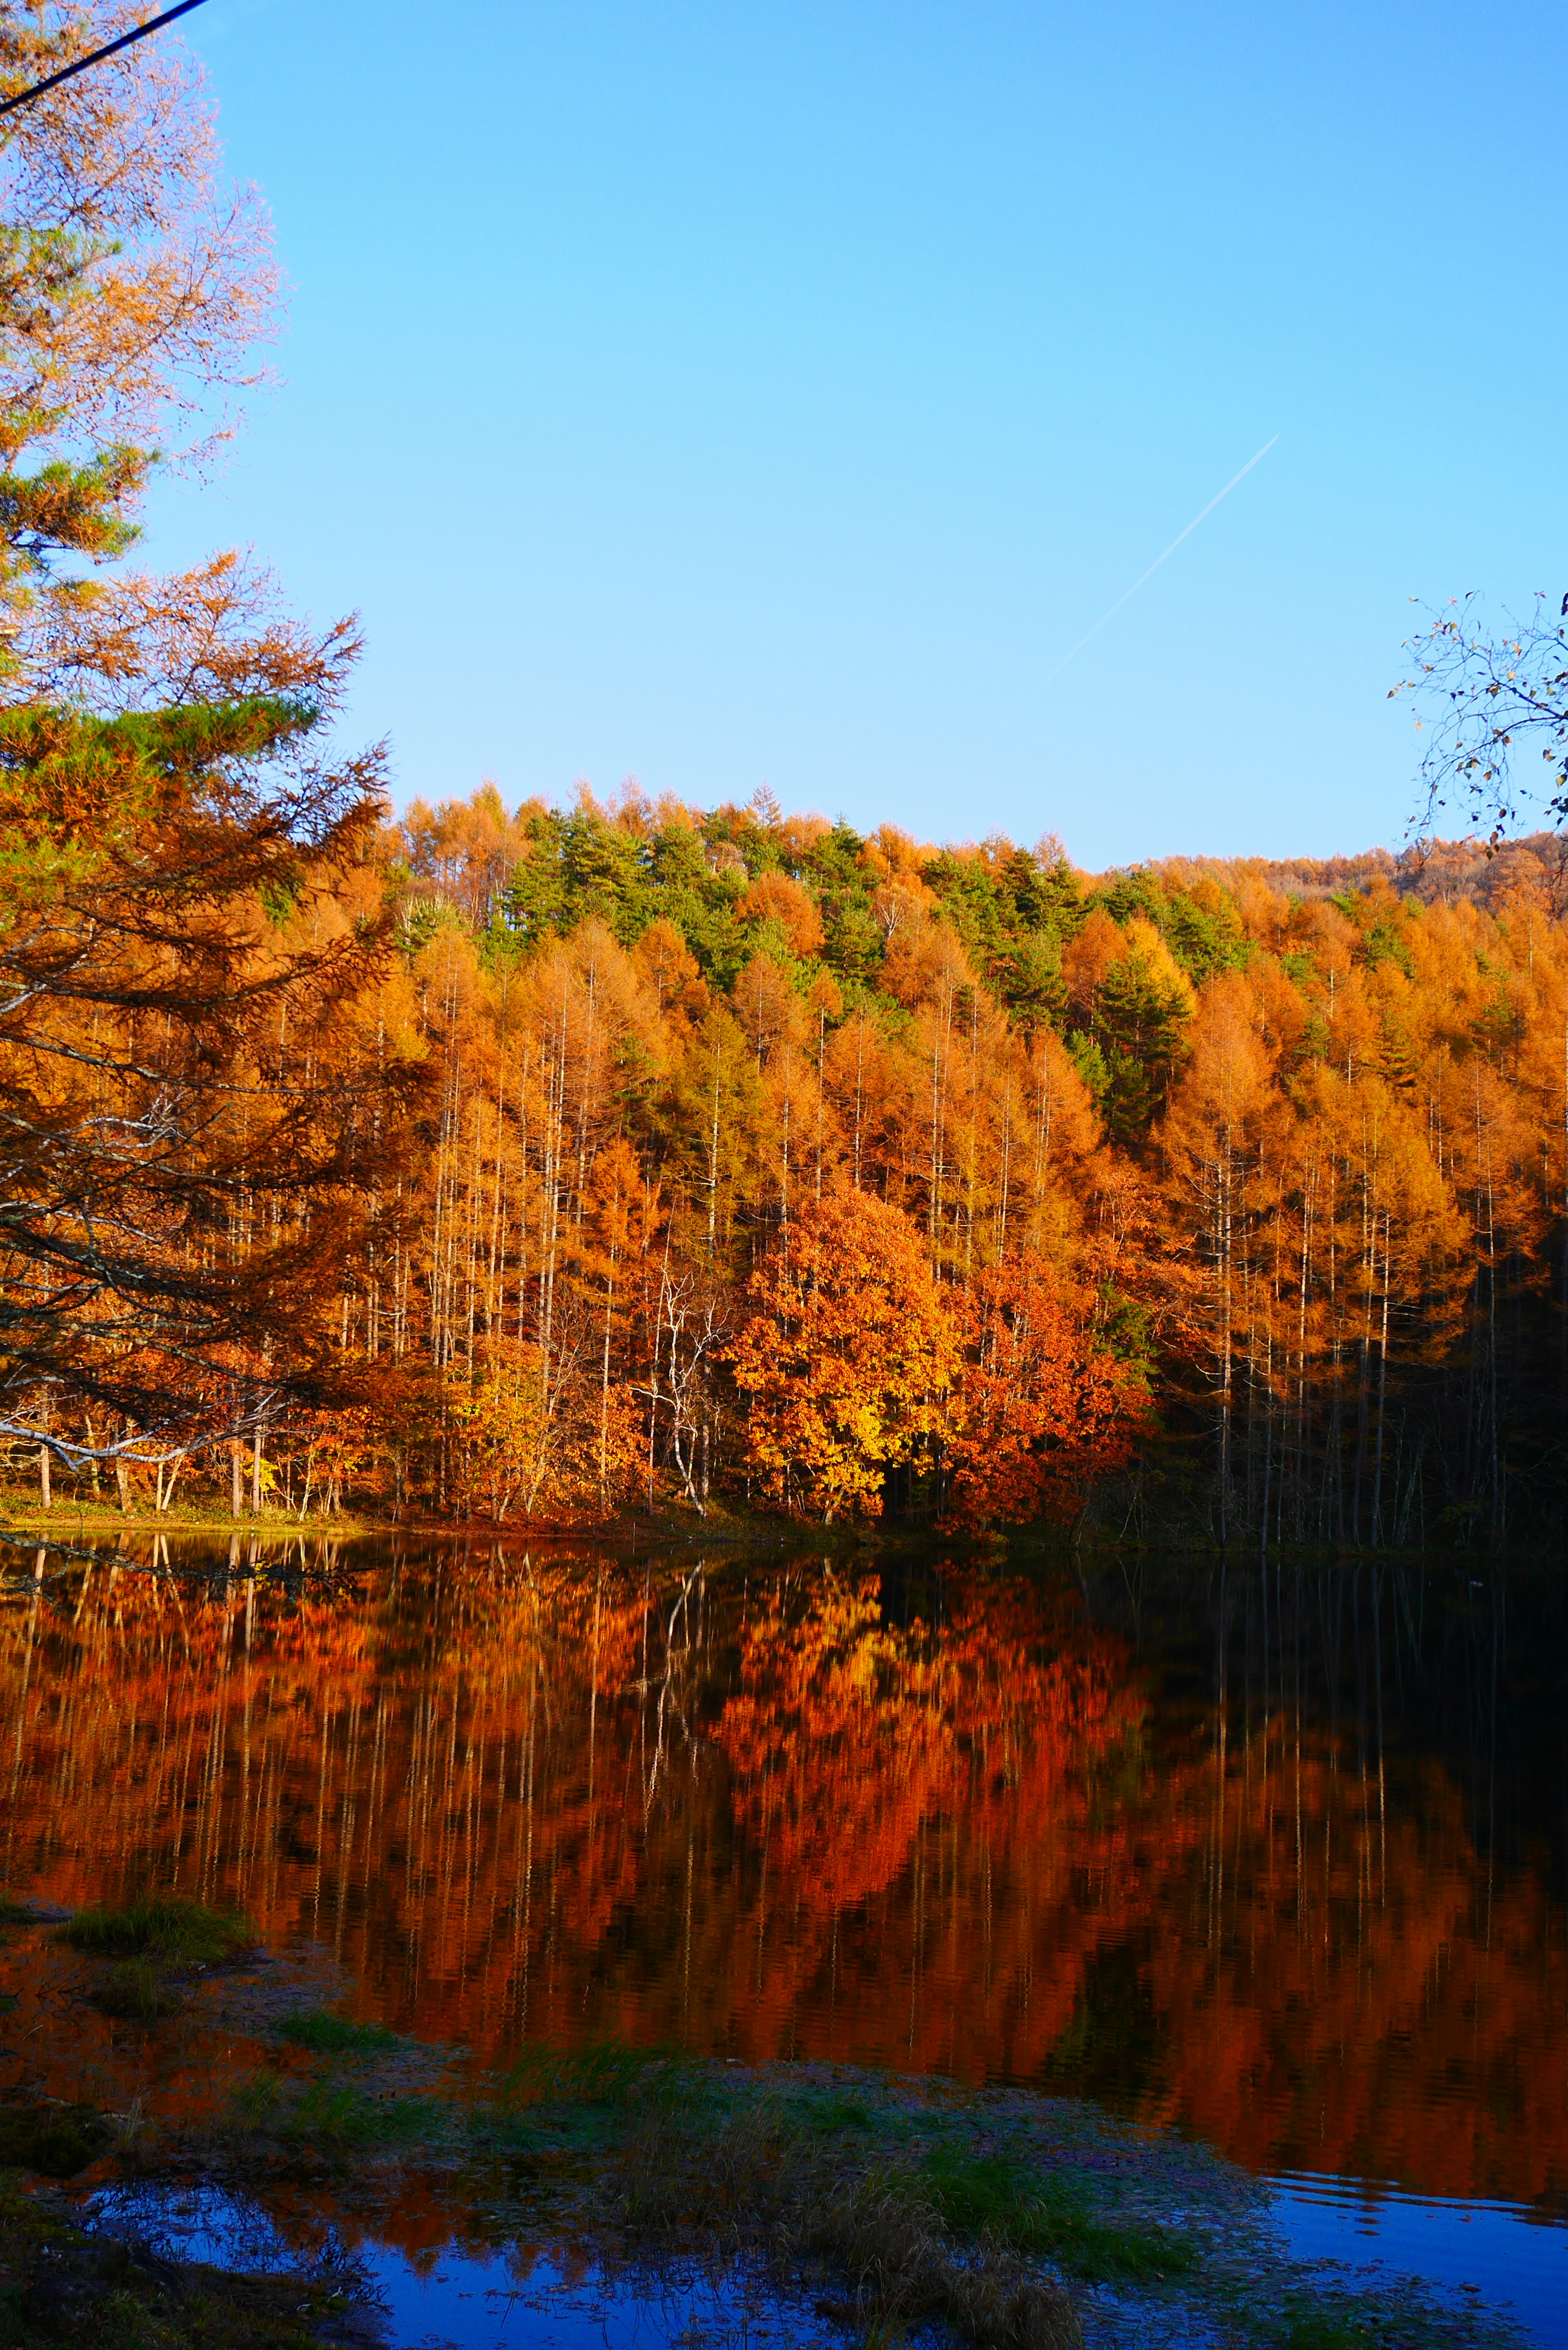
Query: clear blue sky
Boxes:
[{"xmin": 144, "ymin": 0, "xmax": 1568, "ymax": 869}]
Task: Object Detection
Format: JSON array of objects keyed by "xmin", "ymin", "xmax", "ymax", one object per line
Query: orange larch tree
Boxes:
[{"xmin": 943, "ymin": 1254, "xmax": 1151, "ymax": 1530}]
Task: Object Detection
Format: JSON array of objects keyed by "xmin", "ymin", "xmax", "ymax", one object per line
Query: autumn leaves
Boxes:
[
  {"xmin": 4, "ymin": 11, "xmax": 1566, "ymax": 1541},
  {"xmin": 731, "ymin": 1189, "xmax": 955, "ymax": 1523},
  {"xmin": 729, "ymin": 1189, "xmax": 1145, "ymax": 1526},
  {"xmin": 381, "ymin": 864, "xmax": 1149, "ymax": 1534}
]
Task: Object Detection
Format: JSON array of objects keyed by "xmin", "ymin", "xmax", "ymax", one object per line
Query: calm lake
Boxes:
[{"xmin": 2, "ymin": 1537, "xmax": 1565, "ymax": 2337}]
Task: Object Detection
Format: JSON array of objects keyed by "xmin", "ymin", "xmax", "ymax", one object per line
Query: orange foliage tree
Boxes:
[
  {"xmin": 943, "ymin": 1254, "xmax": 1151, "ymax": 1529},
  {"xmin": 0, "ymin": 5, "xmax": 412, "ymax": 1502},
  {"xmin": 728, "ymin": 1188, "xmax": 956, "ymax": 1519}
]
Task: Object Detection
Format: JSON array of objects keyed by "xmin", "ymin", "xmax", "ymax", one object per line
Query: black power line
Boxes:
[{"xmin": 0, "ymin": 0, "xmax": 211, "ymax": 121}]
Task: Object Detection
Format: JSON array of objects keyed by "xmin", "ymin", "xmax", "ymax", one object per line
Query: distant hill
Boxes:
[{"xmin": 1131, "ymin": 830, "xmax": 1567, "ymax": 915}]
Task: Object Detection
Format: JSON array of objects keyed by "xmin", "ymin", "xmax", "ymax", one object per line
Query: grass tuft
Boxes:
[
  {"xmin": 288, "ymin": 2084, "xmax": 441, "ymax": 2151},
  {"xmin": 618, "ymin": 2104, "xmax": 781, "ymax": 2230},
  {"xmin": 87, "ymin": 1961, "xmax": 185, "ymax": 2023},
  {"xmin": 921, "ymin": 2143, "xmax": 1196, "ymax": 2283},
  {"xmin": 274, "ymin": 2008, "xmax": 402, "ymax": 2056},
  {"xmin": 61, "ymin": 1893, "xmax": 255, "ymax": 1965},
  {"xmin": 0, "ymin": 2101, "xmax": 109, "ymax": 2177},
  {"xmin": 793, "ymin": 2091, "xmax": 877, "ymax": 2136},
  {"xmin": 231, "ymin": 2075, "xmax": 444, "ymax": 2158},
  {"xmin": 797, "ymin": 2169, "xmax": 1082, "ymax": 2350},
  {"xmin": 611, "ymin": 2108, "xmax": 1082, "ymax": 2350},
  {"xmin": 1279, "ymin": 2309, "xmax": 1377, "ymax": 2350},
  {"xmin": 503, "ymin": 2037, "xmax": 680, "ymax": 2111}
]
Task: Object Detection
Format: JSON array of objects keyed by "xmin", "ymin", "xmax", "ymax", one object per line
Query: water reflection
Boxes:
[
  {"xmin": 2, "ymin": 1539, "xmax": 1564, "ymax": 2219},
  {"xmin": 88, "ymin": 2180, "xmax": 835, "ymax": 2350}
]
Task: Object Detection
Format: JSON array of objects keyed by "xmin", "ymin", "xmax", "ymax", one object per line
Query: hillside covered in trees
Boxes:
[
  {"xmin": 0, "ymin": 2, "xmax": 1561, "ymax": 1555},
  {"xmin": 366, "ymin": 786, "xmax": 1568, "ymax": 1546},
  {"xmin": 14, "ymin": 766, "xmax": 1564, "ymax": 1550}
]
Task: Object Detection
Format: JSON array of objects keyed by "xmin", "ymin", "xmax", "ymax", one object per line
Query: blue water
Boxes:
[
  {"xmin": 87, "ymin": 2182, "xmax": 839, "ymax": 2349},
  {"xmin": 360, "ymin": 2241, "xmax": 837, "ymax": 2350},
  {"xmin": 1269, "ymin": 2174, "xmax": 1568, "ymax": 2350},
  {"xmin": 90, "ymin": 2172, "xmax": 1568, "ymax": 2349}
]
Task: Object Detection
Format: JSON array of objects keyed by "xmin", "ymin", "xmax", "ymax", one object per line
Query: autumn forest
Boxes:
[
  {"xmin": 3, "ymin": 4, "xmax": 1568, "ymax": 1553},
  {"xmin": 12, "ymin": 754, "xmax": 1568, "ymax": 1548}
]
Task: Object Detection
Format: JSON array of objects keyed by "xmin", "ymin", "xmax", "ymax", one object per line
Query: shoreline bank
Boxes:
[{"xmin": 0, "ymin": 1902, "xmax": 1531, "ymax": 2350}]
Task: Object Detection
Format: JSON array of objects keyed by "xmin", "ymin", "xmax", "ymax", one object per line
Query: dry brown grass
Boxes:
[
  {"xmin": 614, "ymin": 2109, "xmax": 1082, "ymax": 2350},
  {"xmin": 795, "ymin": 2172, "xmax": 1081, "ymax": 2350}
]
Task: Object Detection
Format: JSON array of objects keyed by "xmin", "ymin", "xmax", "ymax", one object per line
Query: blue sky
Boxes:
[{"xmin": 144, "ymin": 1, "xmax": 1568, "ymax": 869}]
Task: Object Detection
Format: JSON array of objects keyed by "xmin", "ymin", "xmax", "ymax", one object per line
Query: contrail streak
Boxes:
[{"xmin": 1026, "ymin": 434, "xmax": 1279, "ymax": 699}]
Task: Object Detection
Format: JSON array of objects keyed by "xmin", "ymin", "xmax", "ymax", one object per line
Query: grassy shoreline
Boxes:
[
  {"xmin": 5, "ymin": 1497, "xmax": 1559, "ymax": 1575},
  {"xmin": 0, "ymin": 1898, "xmax": 1530, "ymax": 2350},
  {"xmin": 0, "ymin": 1494, "xmax": 924, "ymax": 1559}
]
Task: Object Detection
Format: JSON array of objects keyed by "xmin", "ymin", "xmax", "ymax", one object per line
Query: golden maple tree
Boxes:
[{"xmin": 728, "ymin": 1187, "xmax": 957, "ymax": 1520}]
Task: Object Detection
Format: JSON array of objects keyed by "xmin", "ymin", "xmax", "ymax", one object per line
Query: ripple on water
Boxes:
[{"xmin": 1268, "ymin": 2175, "xmax": 1568, "ymax": 2350}]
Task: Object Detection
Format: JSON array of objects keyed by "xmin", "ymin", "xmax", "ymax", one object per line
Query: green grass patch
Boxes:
[
  {"xmin": 0, "ymin": 2100, "xmax": 109, "ymax": 2176},
  {"xmin": 920, "ymin": 2142, "xmax": 1197, "ymax": 2283},
  {"xmin": 61, "ymin": 1893, "xmax": 255, "ymax": 1965},
  {"xmin": 502, "ymin": 2037, "xmax": 682, "ymax": 2111},
  {"xmin": 0, "ymin": 1900, "xmax": 33, "ymax": 1927},
  {"xmin": 274, "ymin": 2008, "xmax": 402, "ymax": 2055},
  {"xmin": 1019, "ymin": 2198, "xmax": 1198, "ymax": 2283},
  {"xmin": 287, "ymin": 2083, "xmax": 443, "ymax": 2152},
  {"xmin": 88, "ymin": 1960, "xmax": 185, "ymax": 2022},
  {"xmin": 1277, "ymin": 2309, "xmax": 1377, "ymax": 2350},
  {"xmin": 788, "ymin": 2090, "xmax": 878, "ymax": 2137},
  {"xmin": 229, "ymin": 2070, "xmax": 443, "ymax": 2156}
]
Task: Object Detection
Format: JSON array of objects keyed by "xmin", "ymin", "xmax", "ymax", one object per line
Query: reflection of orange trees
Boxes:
[
  {"xmin": 4, "ymin": 1557, "xmax": 1566, "ymax": 2205},
  {"xmin": 0, "ymin": 1550, "xmax": 648, "ymax": 2036},
  {"xmin": 697, "ymin": 1572, "xmax": 1152, "ymax": 2085},
  {"xmin": 717, "ymin": 1572, "xmax": 1138, "ymax": 1913},
  {"xmin": 1134, "ymin": 1724, "xmax": 1568, "ymax": 2205}
]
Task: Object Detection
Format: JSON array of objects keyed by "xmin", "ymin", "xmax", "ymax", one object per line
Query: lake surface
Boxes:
[{"xmin": 2, "ymin": 1535, "xmax": 1565, "ymax": 2334}]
